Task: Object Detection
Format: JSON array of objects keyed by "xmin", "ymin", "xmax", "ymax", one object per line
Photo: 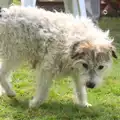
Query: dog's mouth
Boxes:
[{"xmin": 86, "ymin": 82, "xmax": 95, "ymax": 89}]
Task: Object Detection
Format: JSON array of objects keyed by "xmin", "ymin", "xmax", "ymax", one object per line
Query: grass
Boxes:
[{"xmin": 0, "ymin": 1, "xmax": 120, "ymax": 119}]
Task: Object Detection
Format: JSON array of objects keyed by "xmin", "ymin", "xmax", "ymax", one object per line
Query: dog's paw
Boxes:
[
  {"xmin": 7, "ymin": 90, "xmax": 16, "ymax": 98},
  {"xmin": 73, "ymin": 97, "xmax": 92, "ymax": 108},
  {"xmin": 74, "ymin": 99, "xmax": 92, "ymax": 108},
  {"xmin": 80, "ymin": 103, "xmax": 92, "ymax": 108},
  {"xmin": 29, "ymin": 99, "xmax": 40, "ymax": 108}
]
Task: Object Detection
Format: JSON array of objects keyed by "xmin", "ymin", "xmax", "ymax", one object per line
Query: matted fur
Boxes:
[{"xmin": 0, "ymin": 6, "xmax": 117, "ymax": 108}]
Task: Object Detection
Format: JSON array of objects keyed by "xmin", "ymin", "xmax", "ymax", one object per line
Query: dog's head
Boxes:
[{"xmin": 70, "ymin": 35, "xmax": 117, "ymax": 88}]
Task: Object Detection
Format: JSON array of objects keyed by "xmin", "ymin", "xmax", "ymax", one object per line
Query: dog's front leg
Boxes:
[
  {"xmin": 73, "ymin": 78, "xmax": 92, "ymax": 107},
  {"xmin": 29, "ymin": 68, "xmax": 53, "ymax": 108}
]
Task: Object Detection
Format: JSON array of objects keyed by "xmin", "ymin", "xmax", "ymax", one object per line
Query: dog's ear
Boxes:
[
  {"xmin": 71, "ymin": 41, "xmax": 85, "ymax": 60},
  {"xmin": 110, "ymin": 45, "xmax": 117, "ymax": 59}
]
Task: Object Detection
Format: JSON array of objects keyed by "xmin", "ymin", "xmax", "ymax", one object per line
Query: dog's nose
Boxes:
[{"xmin": 86, "ymin": 82, "xmax": 95, "ymax": 88}]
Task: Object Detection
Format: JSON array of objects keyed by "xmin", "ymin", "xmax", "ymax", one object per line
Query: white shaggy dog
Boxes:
[{"xmin": 0, "ymin": 6, "xmax": 117, "ymax": 108}]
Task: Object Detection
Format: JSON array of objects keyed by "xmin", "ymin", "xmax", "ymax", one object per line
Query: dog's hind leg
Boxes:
[
  {"xmin": 29, "ymin": 65, "xmax": 53, "ymax": 108},
  {"xmin": 0, "ymin": 60, "xmax": 19, "ymax": 97}
]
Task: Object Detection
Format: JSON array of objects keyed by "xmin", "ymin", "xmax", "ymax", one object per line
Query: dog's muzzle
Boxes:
[{"xmin": 86, "ymin": 82, "xmax": 95, "ymax": 88}]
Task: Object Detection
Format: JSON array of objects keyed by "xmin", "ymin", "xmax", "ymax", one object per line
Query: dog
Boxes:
[{"xmin": 0, "ymin": 6, "xmax": 117, "ymax": 108}]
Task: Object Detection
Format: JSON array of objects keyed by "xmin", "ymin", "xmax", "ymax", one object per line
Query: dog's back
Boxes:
[
  {"xmin": 0, "ymin": 6, "xmax": 70, "ymax": 61},
  {"xmin": 0, "ymin": 6, "xmax": 85, "ymax": 62}
]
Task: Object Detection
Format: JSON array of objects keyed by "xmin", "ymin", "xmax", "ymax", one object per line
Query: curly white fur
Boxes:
[{"xmin": 0, "ymin": 6, "xmax": 114, "ymax": 108}]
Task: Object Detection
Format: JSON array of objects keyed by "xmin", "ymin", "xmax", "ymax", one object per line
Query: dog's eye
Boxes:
[
  {"xmin": 98, "ymin": 65, "xmax": 104, "ymax": 70},
  {"xmin": 82, "ymin": 63, "xmax": 88, "ymax": 69}
]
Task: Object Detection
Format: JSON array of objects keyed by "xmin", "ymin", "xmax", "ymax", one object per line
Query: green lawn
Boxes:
[{"xmin": 0, "ymin": 2, "xmax": 120, "ymax": 119}]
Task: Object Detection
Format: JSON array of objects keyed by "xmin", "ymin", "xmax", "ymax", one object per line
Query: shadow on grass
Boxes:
[
  {"xmin": 8, "ymin": 98, "xmax": 118, "ymax": 120},
  {"xmin": 8, "ymin": 97, "xmax": 29, "ymax": 109},
  {"xmin": 39, "ymin": 101, "xmax": 101, "ymax": 119}
]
